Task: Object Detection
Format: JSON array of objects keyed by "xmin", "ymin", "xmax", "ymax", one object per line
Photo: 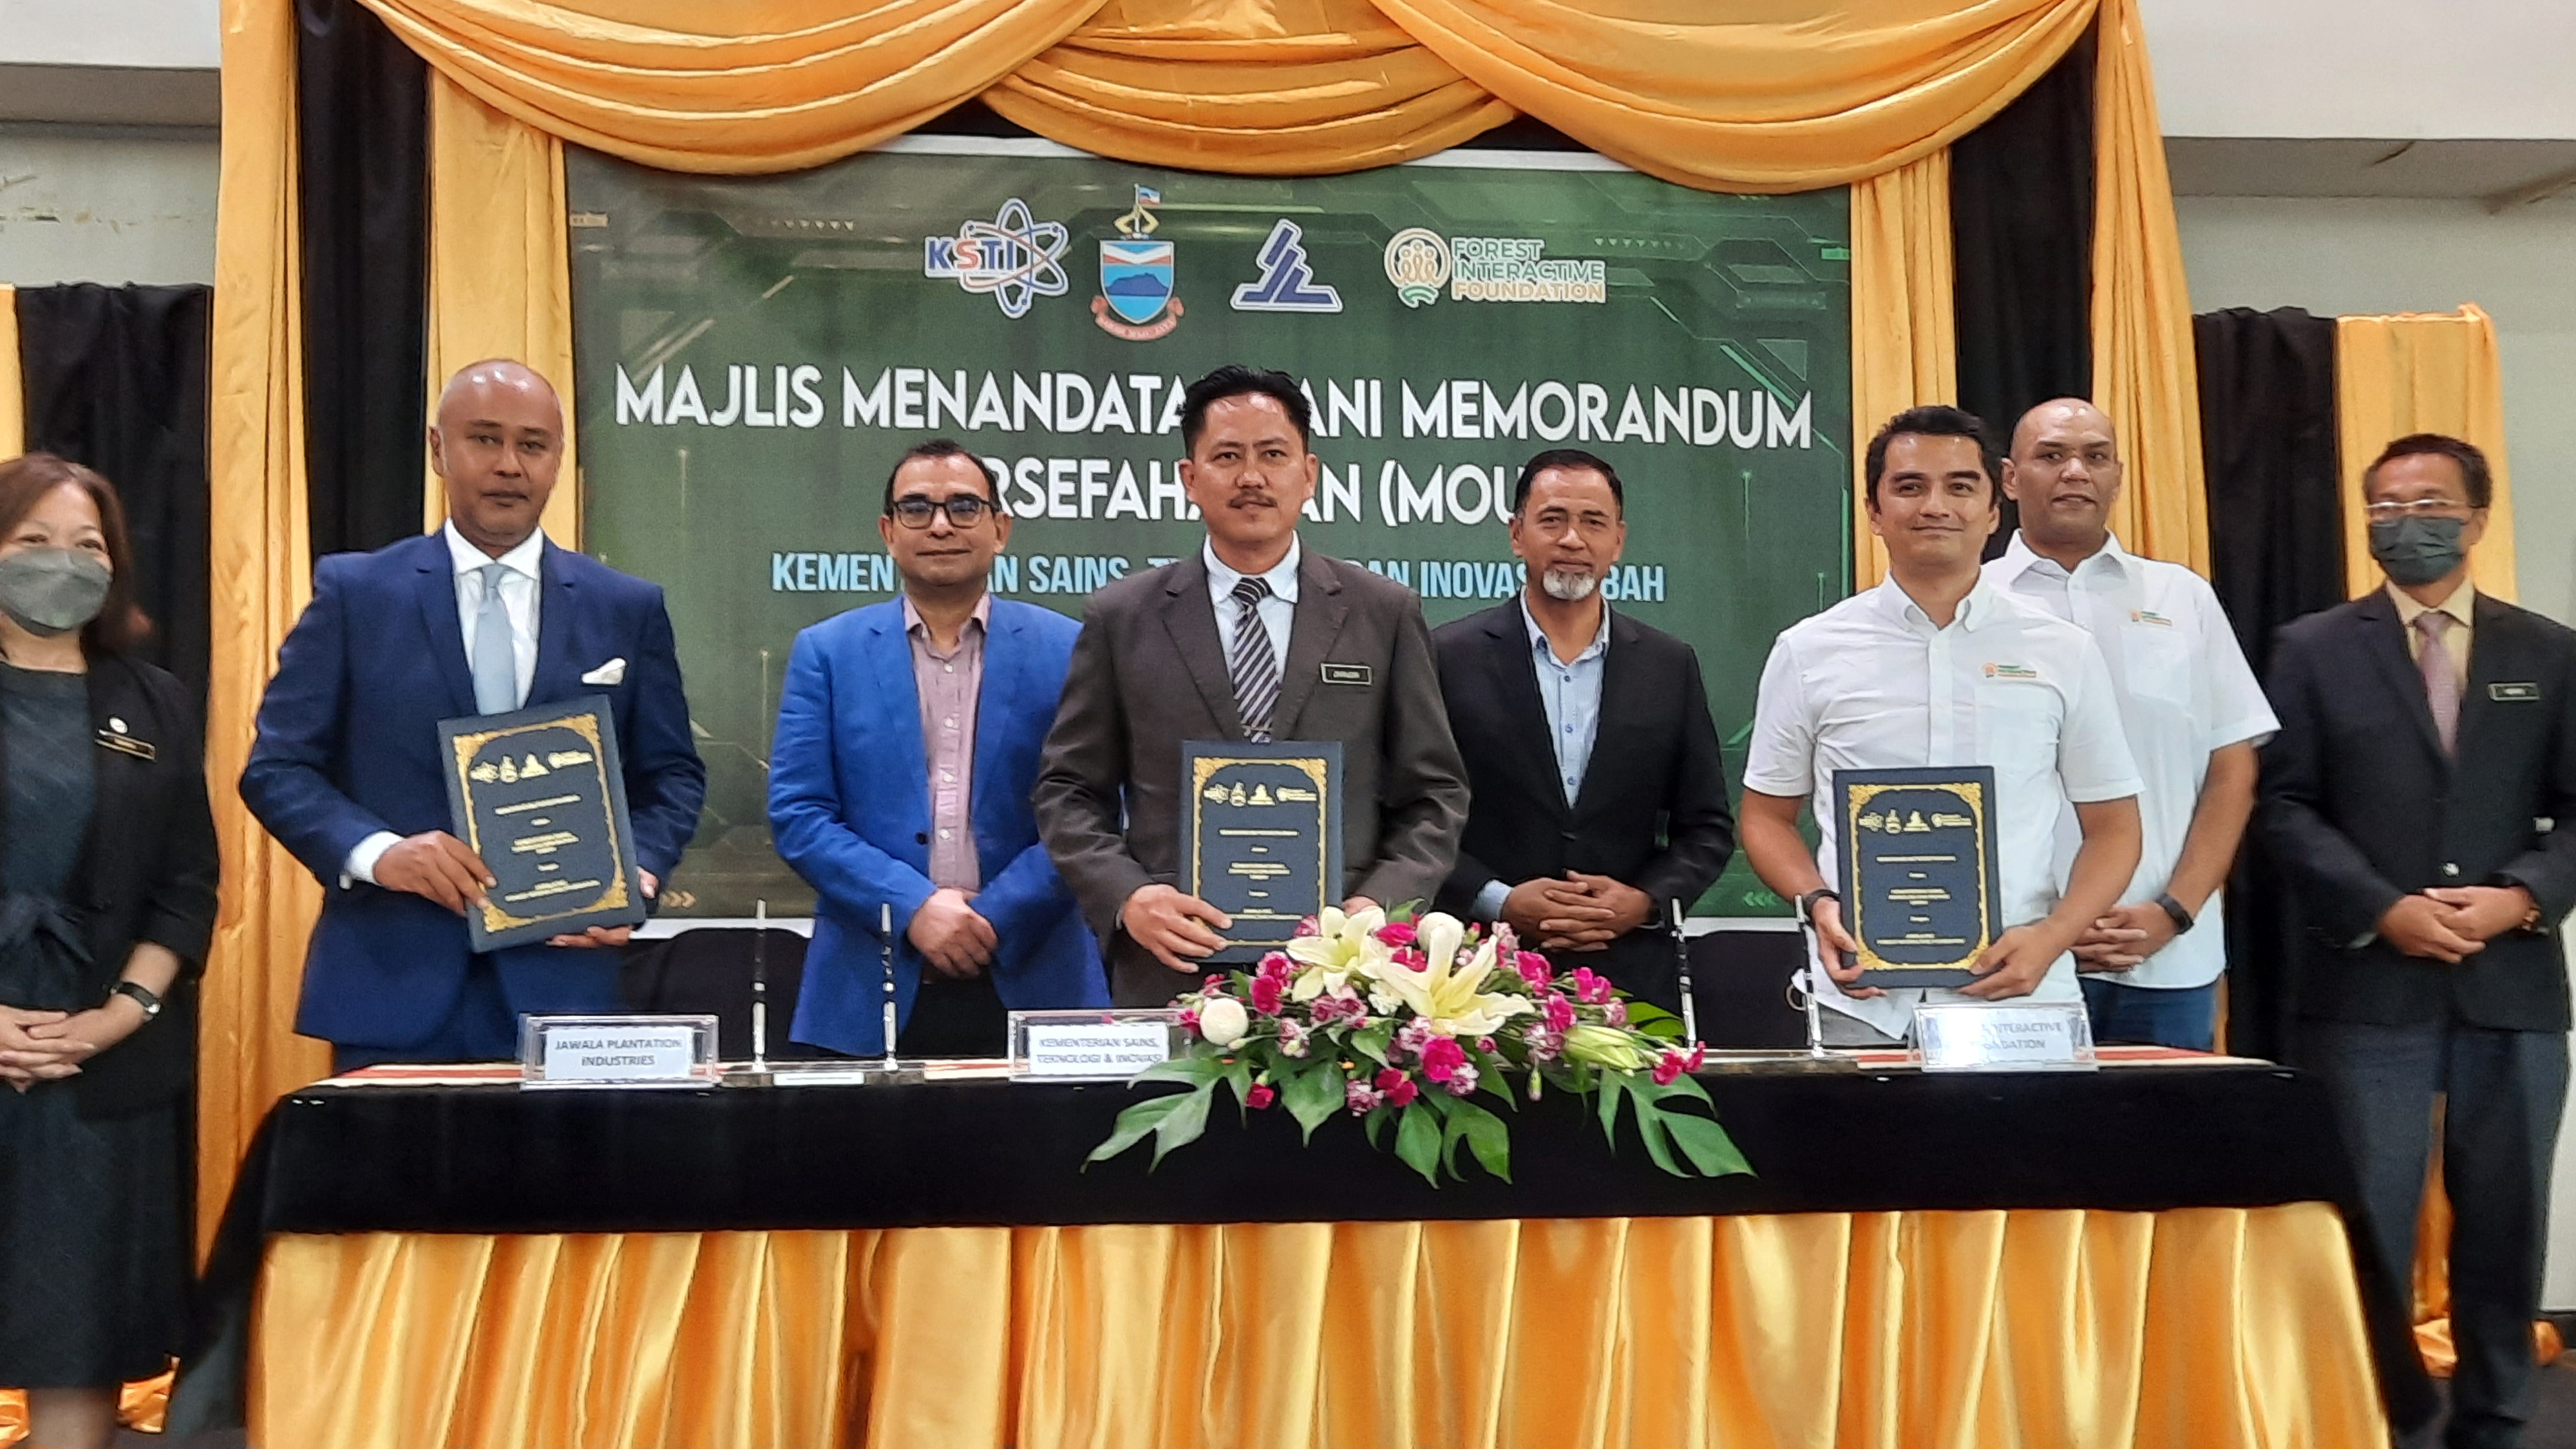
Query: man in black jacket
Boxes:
[
  {"xmin": 2261, "ymin": 432, "xmax": 2576, "ymax": 1449},
  {"xmin": 1432, "ymin": 449, "xmax": 1734, "ymax": 1014}
]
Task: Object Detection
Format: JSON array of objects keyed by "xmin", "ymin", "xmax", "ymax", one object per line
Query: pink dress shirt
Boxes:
[{"xmin": 903, "ymin": 594, "xmax": 989, "ymax": 893}]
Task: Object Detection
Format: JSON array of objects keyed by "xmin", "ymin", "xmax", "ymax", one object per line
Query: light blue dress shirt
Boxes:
[
  {"xmin": 1472, "ymin": 598, "xmax": 1610, "ymax": 920},
  {"xmin": 1202, "ymin": 535, "xmax": 1300, "ymax": 676}
]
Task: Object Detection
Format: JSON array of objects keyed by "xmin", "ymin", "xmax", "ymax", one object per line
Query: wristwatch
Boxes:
[
  {"xmin": 2153, "ymin": 892, "xmax": 2195, "ymax": 934},
  {"xmin": 1794, "ymin": 887, "xmax": 1839, "ymax": 923},
  {"xmin": 108, "ymin": 980, "xmax": 162, "ymax": 1021}
]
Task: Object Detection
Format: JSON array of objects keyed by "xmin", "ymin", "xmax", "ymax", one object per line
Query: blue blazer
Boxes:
[
  {"xmin": 770, "ymin": 598, "xmax": 1104, "ymax": 1055},
  {"xmin": 241, "ymin": 532, "xmax": 707, "ymax": 1049}
]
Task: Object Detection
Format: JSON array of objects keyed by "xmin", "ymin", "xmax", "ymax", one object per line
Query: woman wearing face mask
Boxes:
[{"xmin": 0, "ymin": 454, "xmax": 218, "ymax": 1449}]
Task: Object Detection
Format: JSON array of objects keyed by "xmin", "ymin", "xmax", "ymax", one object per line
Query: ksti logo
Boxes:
[{"xmin": 922, "ymin": 198, "xmax": 1070, "ymax": 319}]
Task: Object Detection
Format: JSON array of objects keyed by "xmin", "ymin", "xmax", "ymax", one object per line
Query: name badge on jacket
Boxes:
[
  {"xmin": 1320, "ymin": 663, "xmax": 1372, "ymax": 687},
  {"xmin": 2492, "ymin": 682, "xmax": 2541, "ymax": 703},
  {"xmin": 96, "ymin": 722, "xmax": 156, "ymax": 760}
]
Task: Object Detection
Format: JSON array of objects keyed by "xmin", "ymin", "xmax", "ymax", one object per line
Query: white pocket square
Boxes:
[{"xmin": 580, "ymin": 658, "xmax": 628, "ymax": 687}]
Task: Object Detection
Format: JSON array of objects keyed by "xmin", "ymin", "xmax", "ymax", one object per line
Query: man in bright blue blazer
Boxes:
[
  {"xmin": 243, "ymin": 361, "xmax": 706, "ymax": 1067},
  {"xmin": 770, "ymin": 440, "xmax": 1104, "ymax": 1057}
]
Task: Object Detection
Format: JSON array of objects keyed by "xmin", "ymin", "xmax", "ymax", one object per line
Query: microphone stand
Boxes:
[
  {"xmin": 1669, "ymin": 898, "xmax": 1698, "ymax": 1045},
  {"xmin": 880, "ymin": 901, "xmax": 900, "ymax": 1074},
  {"xmin": 749, "ymin": 898, "xmax": 770, "ymax": 1076}
]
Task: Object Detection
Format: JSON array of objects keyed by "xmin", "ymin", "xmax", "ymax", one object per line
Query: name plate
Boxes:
[
  {"xmin": 520, "ymin": 1014, "xmax": 720, "ymax": 1089},
  {"xmin": 1912, "ymin": 1002, "xmax": 2097, "ymax": 1073},
  {"xmin": 1009, "ymin": 1009, "xmax": 1185, "ymax": 1081},
  {"xmin": 1180, "ymin": 740, "xmax": 1343, "ymax": 961},
  {"xmin": 441, "ymin": 695, "xmax": 649, "ymax": 952},
  {"xmin": 1836, "ymin": 766, "xmax": 2000, "ymax": 989}
]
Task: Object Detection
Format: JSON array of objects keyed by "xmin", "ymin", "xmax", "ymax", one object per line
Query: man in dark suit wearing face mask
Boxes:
[{"xmin": 2262, "ymin": 432, "xmax": 2576, "ymax": 1449}]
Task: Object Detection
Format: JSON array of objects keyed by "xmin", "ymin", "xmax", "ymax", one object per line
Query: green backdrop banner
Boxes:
[{"xmin": 567, "ymin": 137, "xmax": 1852, "ymax": 919}]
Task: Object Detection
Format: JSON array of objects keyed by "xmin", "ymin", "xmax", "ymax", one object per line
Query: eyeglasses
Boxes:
[
  {"xmin": 887, "ymin": 495, "xmax": 1000, "ymax": 529},
  {"xmin": 2363, "ymin": 498, "xmax": 2474, "ymax": 522}
]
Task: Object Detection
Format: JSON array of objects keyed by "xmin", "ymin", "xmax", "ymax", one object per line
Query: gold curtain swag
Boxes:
[
  {"xmin": 0, "ymin": 285, "xmax": 22, "ymax": 459},
  {"xmin": 426, "ymin": 74, "xmax": 583, "ymax": 545},
  {"xmin": 247, "ymin": 1208, "xmax": 2385, "ymax": 1449},
  {"xmin": 2086, "ymin": 0, "xmax": 2205, "ymax": 575},
  {"xmin": 2336, "ymin": 304, "xmax": 2517, "ymax": 601},
  {"xmin": 205, "ymin": 0, "xmax": 334, "ymax": 1260},
  {"xmin": 1846, "ymin": 151, "xmax": 1957, "ymax": 591}
]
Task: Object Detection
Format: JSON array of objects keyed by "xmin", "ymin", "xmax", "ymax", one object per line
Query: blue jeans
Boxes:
[{"xmin": 2078, "ymin": 976, "xmax": 2217, "ymax": 1051}]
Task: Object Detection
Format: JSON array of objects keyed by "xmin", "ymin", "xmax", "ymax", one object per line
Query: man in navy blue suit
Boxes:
[
  {"xmin": 769, "ymin": 439, "xmax": 1104, "ymax": 1057},
  {"xmin": 243, "ymin": 359, "xmax": 706, "ymax": 1068}
]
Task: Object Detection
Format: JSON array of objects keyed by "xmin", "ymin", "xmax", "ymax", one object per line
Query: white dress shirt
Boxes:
[
  {"xmin": 1987, "ymin": 533, "xmax": 2278, "ymax": 990},
  {"xmin": 345, "ymin": 523, "xmax": 547, "ymax": 885},
  {"xmin": 1202, "ymin": 535, "xmax": 1299, "ymax": 675},
  {"xmin": 1743, "ymin": 575, "xmax": 2143, "ymax": 1036},
  {"xmin": 1473, "ymin": 598, "xmax": 1611, "ymax": 921}
]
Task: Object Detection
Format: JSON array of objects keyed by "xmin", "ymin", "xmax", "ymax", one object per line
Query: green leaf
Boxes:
[
  {"xmin": 1133, "ymin": 1055, "xmax": 1226, "ymax": 1088},
  {"xmin": 1351, "ymin": 1022, "xmax": 1394, "ymax": 1066},
  {"xmin": 1363, "ymin": 1103, "xmax": 1392, "ymax": 1149},
  {"xmin": 1443, "ymin": 1096, "xmax": 1513, "ymax": 1182},
  {"xmin": 1218, "ymin": 1055, "xmax": 1255, "ymax": 1115},
  {"xmin": 1086, "ymin": 1092, "xmax": 1194, "ymax": 1168},
  {"xmin": 1393, "ymin": 1102, "xmax": 1443, "ymax": 1186},
  {"xmin": 1631, "ymin": 1096, "xmax": 1683, "ymax": 1175},
  {"xmin": 1624, "ymin": 1002, "xmax": 1685, "ymax": 1040},
  {"xmin": 1149, "ymin": 1082, "xmax": 1215, "ymax": 1168},
  {"xmin": 1279, "ymin": 1057, "xmax": 1343, "ymax": 1142},
  {"xmin": 1595, "ymin": 1068, "xmax": 1626, "ymax": 1148},
  {"xmin": 1479, "ymin": 1067, "xmax": 1519, "ymax": 1112},
  {"xmin": 1662, "ymin": 1112, "xmax": 1752, "ymax": 1178},
  {"xmin": 1654, "ymin": 1072, "xmax": 1714, "ymax": 1108}
]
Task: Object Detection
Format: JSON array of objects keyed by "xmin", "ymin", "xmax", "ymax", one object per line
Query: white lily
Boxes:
[
  {"xmin": 1287, "ymin": 904, "xmax": 1388, "ymax": 1001},
  {"xmin": 1367, "ymin": 912, "xmax": 1534, "ymax": 1038}
]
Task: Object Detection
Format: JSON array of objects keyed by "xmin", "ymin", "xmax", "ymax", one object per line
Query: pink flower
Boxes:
[
  {"xmin": 1571, "ymin": 967, "xmax": 1615, "ymax": 1005},
  {"xmin": 1446, "ymin": 1063, "xmax": 1480, "ymax": 1097},
  {"xmin": 1517, "ymin": 951, "xmax": 1554, "ymax": 987},
  {"xmin": 1604, "ymin": 999, "xmax": 1628, "ymax": 1028},
  {"xmin": 1346, "ymin": 1081, "xmax": 1382, "ymax": 1113},
  {"xmin": 1249, "ymin": 974, "xmax": 1284, "ymax": 1014},
  {"xmin": 1652, "ymin": 1050, "xmax": 1687, "ymax": 1086},
  {"xmin": 1524, "ymin": 1027, "xmax": 1564, "ymax": 1063},
  {"xmin": 1492, "ymin": 923, "xmax": 1520, "ymax": 954},
  {"xmin": 1395, "ymin": 1019, "xmax": 1433, "ymax": 1058},
  {"xmin": 1246, "ymin": 1083, "xmax": 1276, "ymax": 1110},
  {"xmin": 1256, "ymin": 951, "xmax": 1294, "ymax": 980},
  {"xmin": 1542, "ymin": 993, "xmax": 1576, "ymax": 1032},
  {"xmin": 1390, "ymin": 945, "xmax": 1428, "ymax": 974},
  {"xmin": 1278, "ymin": 1020, "xmax": 1311, "ymax": 1058},
  {"xmin": 1374, "ymin": 920, "xmax": 1418, "ymax": 947},
  {"xmin": 1295, "ymin": 914, "xmax": 1321, "ymax": 938},
  {"xmin": 1178, "ymin": 1007, "xmax": 1200, "ymax": 1032},
  {"xmin": 1477, "ymin": 1036, "xmax": 1496, "ymax": 1053},
  {"xmin": 1420, "ymin": 1035, "xmax": 1466, "ymax": 1082},
  {"xmin": 1374, "ymin": 1068, "xmax": 1419, "ymax": 1108},
  {"xmin": 1685, "ymin": 1043, "xmax": 1707, "ymax": 1072}
]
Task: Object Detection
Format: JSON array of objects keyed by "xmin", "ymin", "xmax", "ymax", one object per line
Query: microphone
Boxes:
[
  {"xmin": 750, "ymin": 898, "xmax": 769, "ymax": 1073},
  {"xmin": 1670, "ymin": 898, "xmax": 1698, "ymax": 1045},
  {"xmin": 880, "ymin": 900, "xmax": 899, "ymax": 1072}
]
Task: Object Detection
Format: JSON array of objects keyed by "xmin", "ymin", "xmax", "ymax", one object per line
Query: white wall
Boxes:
[
  {"xmin": 2144, "ymin": 0, "xmax": 2576, "ymax": 140},
  {"xmin": 0, "ymin": 128, "xmax": 219, "ymax": 287},
  {"xmin": 0, "ymin": 0, "xmax": 218, "ymax": 69}
]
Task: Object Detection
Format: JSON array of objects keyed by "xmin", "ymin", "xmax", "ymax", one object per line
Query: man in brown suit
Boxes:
[{"xmin": 1036, "ymin": 365, "xmax": 1470, "ymax": 1005}]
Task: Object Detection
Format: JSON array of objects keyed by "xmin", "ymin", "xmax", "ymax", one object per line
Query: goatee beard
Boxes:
[{"xmin": 1540, "ymin": 568, "xmax": 1598, "ymax": 601}]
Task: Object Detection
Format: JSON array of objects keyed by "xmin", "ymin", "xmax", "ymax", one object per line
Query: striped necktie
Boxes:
[{"xmin": 1227, "ymin": 576, "xmax": 1279, "ymax": 743}]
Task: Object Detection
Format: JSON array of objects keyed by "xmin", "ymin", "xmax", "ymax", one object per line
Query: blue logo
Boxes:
[
  {"xmin": 1231, "ymin": 219, "xmax": 1342, "ymax": 314},
  {"xmin": 1094, "ymin": 185, "xmax": 1182, "ymax": 341}
]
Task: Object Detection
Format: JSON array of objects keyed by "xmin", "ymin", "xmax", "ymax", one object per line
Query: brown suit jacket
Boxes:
[{"xmin": 1035, "ymin": 546, "xmax": 1470, "ymax": 1004}]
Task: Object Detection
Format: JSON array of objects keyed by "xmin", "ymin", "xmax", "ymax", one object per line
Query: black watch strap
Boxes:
[
  {"xmin": 109, "ymin": 980, "xmax": 162, "ymax": 1020},
  {"xmin": 2154, "ymin": 892, "xmax": 2195, "ymax": 934},
  {"xmin": 1795, "ymin": 887, "xmax": 1840, "ymax": 923}
]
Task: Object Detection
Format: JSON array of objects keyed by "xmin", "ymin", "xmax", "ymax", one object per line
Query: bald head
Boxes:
[
  {"xmin": 2002, "ymin": 397, "xmax": 2123, "ymax": 558},
  {"xmin": 430, "ymin": 358, "xmax": 565, "ymax": 556}
]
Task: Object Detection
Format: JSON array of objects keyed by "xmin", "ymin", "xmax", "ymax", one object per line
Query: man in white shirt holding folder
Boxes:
[
  {"xmin": 1986, "ymin": 399, "xmax": 2278, "ymax": 1050},
  {"xmin": 1739, "ymin": 405, "xmax": 2143, "ymax": 1045}
]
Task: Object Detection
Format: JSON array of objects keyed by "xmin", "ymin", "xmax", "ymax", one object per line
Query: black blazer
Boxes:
[
  {"xmin": 2259, "ymin": 589, "xmax": 2576, "ymax": 1030},
  {"xmin": 1, "ymin": 654, "xmax": 220, "ymax": 1117},
  {"xmin": 1430, "ymin": 602, "xmax": 1735, "ymax": 980}
]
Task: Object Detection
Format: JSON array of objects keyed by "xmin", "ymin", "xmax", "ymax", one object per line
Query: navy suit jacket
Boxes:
[
  {"xmin": 770, "ymin": 598, "xmax": 1104, "ymax": 1056},
  {"xmin": 242, "ymin": 531, "xmax": 706, "ymax": 1049}
]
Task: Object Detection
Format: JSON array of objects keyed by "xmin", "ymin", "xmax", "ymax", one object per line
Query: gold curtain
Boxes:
[
  {"xmin": 203, "ymin": 0, "xmax": 336, "ymax": 1253},
  {"xmin": 355, "ymin": 0, "xmax": 1107, "ymax": 175},
  {"xmin": 0, "ymin": 285, "xmax": 21, "ymax": 459},
  {"xmin": 984, "ymin": 0, "xmax": 1511, "ymax": 175},
  {"xmin": 2336, "ymin": 305, "xmax": 2517, "ymax": 601},
  {"xmin": 247, "ymin": 1207, "xmax": 2385, "ymax": 1449},
  {"xmin": 2086, "ymin": 0, "xmax": 2204, "ymax": 574},
  {"xmin": 424, "ymin": 74, "xmax": 583, "ymax": 544},
  {"xmin": 1846, "ymin": 152, "xmax": 1957, "ymax": 591}
]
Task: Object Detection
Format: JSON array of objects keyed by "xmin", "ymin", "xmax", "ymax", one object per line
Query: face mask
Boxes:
[
  {"xmin": 2369, "ymin": 515, "xmax": 2468, "ymax": 588},
  {"xmin": 0, "ymin": 548, "xmax": 111, "ymax": 638}
]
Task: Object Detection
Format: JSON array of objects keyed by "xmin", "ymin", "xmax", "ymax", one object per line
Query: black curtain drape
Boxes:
[
  {"xmin": 15, "ymin": 283, "xmax": 214, "ymax": 706},
  {"xmin": 1949, "ymin": 24, "xmax": 2097, "ymax": 557},
  {"xmin": 298, "ymin": 0, "xmax": 431, "ymax": 560},
  {"xmin": 2194, "ymin": 305, "xmax": 2344, "ymax": 1061}
]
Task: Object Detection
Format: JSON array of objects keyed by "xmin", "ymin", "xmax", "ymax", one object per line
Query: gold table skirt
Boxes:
[{"xmin": 227, "ymin": 1204, "xmax": 2386, "ymax": 1449}]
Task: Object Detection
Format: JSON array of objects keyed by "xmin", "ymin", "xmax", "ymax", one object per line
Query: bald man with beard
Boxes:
[
  {"xmin": 243, "ymin": 359, "xmax": 706, "ymax": 1067},
  {"xmin": 1982, "ymin": 398, "xmax": 2276, "ymax": 1050}
]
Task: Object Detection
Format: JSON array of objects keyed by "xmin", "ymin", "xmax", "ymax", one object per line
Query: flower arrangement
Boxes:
[{"xmin": 1088, "ymin": 905, "xmax": 1749, "ymax": 1186}]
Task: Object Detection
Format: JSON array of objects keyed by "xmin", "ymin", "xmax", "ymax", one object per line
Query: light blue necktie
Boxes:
[{"xmin": 471, "ymin": 563, "xmax": 518, "ymax": 714}]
